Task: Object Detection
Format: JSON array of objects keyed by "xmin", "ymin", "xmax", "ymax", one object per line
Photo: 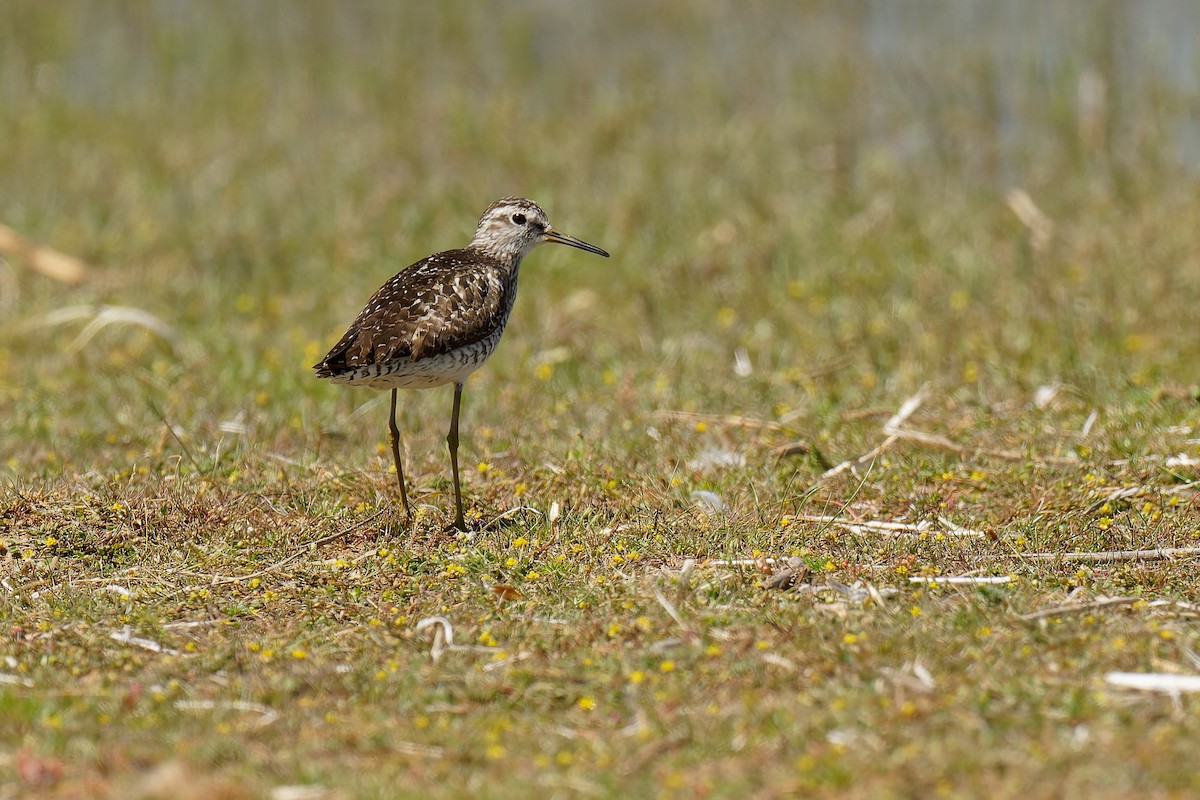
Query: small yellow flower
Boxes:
[
  {"xmin": 659, "ymin": 660, "xmax": 676, "ymax": 673},
  {"xmin": 1123, "ymin": 334, "xmax": 1147, "ymax": 352},
  {"xmin": 578, "ymin": 697, "xmax": 596, "ymax": 711},
  {"xmin": 629, "ymin": 670, "xmax": 646, "ymax": 684},
  {"xmin": 291, "ymin": 649, "xmax": 307, "ymax": 659},
  {"xmin": 44, "ymin": 536, "xmax": 57, "ymax": 546},
  {"xmin": 512, "ymin": 537, "xmax": 529, "ymax": 548}
]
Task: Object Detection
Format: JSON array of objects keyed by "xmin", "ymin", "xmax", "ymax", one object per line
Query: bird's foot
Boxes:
[{"xmin": 444, "ymin": 514, "xmax": 484, "ymax": 538}]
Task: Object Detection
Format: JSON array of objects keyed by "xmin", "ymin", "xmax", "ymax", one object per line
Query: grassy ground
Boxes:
[{"xmin": 3, "ymin": 3, "xmax": 1200, "ymax": 798}]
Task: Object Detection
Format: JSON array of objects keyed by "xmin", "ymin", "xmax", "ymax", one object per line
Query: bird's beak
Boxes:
[{"xmin": 542, "ymin": 228, "xmax": 610, "ymax": 258}]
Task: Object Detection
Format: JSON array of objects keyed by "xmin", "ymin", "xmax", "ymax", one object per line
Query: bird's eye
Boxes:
[{"xmin": 512, "ymin": 213, "xmax": 527, "ymax": 226}]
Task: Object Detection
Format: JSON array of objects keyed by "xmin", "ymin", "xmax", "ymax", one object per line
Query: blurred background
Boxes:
[{"xmin": 3, "ymin": 0, "xmax": 1199, "ymax": 480}]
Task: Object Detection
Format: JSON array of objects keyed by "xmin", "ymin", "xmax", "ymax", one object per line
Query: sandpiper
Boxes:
[{"xmin": 314, "ymin": 197, "xmax": 609, "ymax": 530}]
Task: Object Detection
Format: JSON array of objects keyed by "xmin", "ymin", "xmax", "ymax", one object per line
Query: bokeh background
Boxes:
[{"xmin": 4, "ymin": 0, "xmax": 1199, "ymax": 477}]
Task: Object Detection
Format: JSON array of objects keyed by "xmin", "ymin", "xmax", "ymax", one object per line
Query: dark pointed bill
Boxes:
[{"xmin": 543, "ymin": 229, "xmax": 610, "ymax": 258}]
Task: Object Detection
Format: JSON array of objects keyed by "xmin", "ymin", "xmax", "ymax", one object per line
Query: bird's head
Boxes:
[{"xmin": 470, "ymin": 197, "xmax": 609, "ymax": 263}]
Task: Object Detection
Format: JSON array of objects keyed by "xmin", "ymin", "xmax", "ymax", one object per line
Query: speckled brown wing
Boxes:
[{"xmin": 313, "ymin": 249, "xmax": 510, "ymax": 379}]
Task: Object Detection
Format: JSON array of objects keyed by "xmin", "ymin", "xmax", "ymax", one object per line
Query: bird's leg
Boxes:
[
  {"xmin": 446, "ymin": 382, "xmax": 467, "ymax": 531},
  {"xmin": 388, "ymin": 388, "xmax": 411, "ymax": 522}
]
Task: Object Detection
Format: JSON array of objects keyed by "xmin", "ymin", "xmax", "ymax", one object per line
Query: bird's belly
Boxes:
[{"xmin": 329, "ymin": 337, "xmax": 499, "ymax": 390}]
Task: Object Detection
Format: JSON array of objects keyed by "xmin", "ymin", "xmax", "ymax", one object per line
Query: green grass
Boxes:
[{"xmin": 3, "ymin": 2, "xmax": 1200, "ymax": 797}]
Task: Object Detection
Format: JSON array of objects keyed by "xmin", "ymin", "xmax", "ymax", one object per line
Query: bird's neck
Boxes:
[{"xmin": 466, "ymin": 240, "xmax": 530, "ymax": 272}]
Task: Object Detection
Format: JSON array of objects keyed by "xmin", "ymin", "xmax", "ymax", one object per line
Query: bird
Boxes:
[{"xmin": 314, "ymin": 197, "xmax": 609, "ymax": 531}]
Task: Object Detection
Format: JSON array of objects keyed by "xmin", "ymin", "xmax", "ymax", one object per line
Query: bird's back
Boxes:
[{"xmin": 314, "ymin": 248, "xmax": 519, "ymax": 386}]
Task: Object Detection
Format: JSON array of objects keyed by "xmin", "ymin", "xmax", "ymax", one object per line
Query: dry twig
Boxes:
[
  {"xmin": 0, "ymin": 223, "xmax": 87, "ymax": 283},
  {"xmin": 1017, "ymin": 596, "xmax": 1139, "ymax": 621},
  {"xmin": 1016, "ymin": 547, "xmax": 1200, "ymax": 563}
]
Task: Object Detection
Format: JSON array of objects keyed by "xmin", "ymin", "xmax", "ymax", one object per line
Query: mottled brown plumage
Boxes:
[
  {"xmin": 314, "ymin": 197, "xmax": 609, "ymax": 530},
  {"xmin": 314, "ymin": 249, "xmax": 514, "ymax": 389}
]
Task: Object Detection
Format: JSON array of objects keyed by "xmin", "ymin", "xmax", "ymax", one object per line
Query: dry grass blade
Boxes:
[
  {"xmin": 1006, "ymin": 188, "xmax": 1054, "ymax": 250},
  {"xmin": 655, "ymin": 409, "xmax": 787, "ymax": 432},
  {"xmin": 909, "ymin": 576, "xmax": 1011, "ymax": 585},
  {"xmin": 1016, "ymin": 547, "xmax": 1200, "ymax": 563},
  {"xmin": 0, "ymin": 674, "xmax": 35, "ymax": 688},
  {"xmin": 1017, "ymin": 596, "xmax": 1139, "ymax": 621},
  {"xmin": 652, "ymin": 586, "xmax": 692, "ymax": 634},
  {"xmin": 23, "ymin": 304, "xmax": 178, "ymax": 353},
  {"xmin": 810, "ymin": 390, "xmax": 924, "ymax": 482},
  {"xmin": 1088, "ymin": 482, "xmax": 1200, "ymax": 511},
  {"xmin": 799, "ymin": 514, "xmax": 984, "ymax": 538},
  {"xmin": 882, "ymin": 391, "xmax": 927, "ymax": 433},
  {"xmin": 1105, "ymin": 673, "xmax": 1200, "ymax": 693},
  {"xmin": 884, "ymin": 426, "xmax": 1078, "ymax": 466},
  {"xmin": 110, "ymin": 627, "xmax": 179, "ymax": 655},
  {"xmin": 175, "ymin": 699, "xmax": 280, "ymax": 728},
  {"xmin": 0, "ymin": 223, "xmax": 88, "ymax": 284}
]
